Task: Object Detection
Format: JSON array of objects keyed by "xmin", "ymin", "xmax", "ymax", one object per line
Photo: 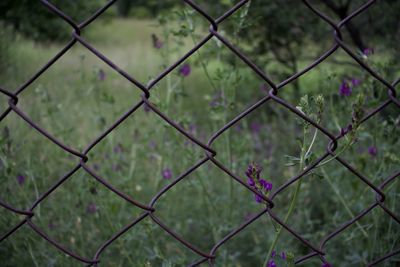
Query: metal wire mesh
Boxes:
[{"xmin": 0, "ymin": 0, "xmax": 399, "ymax": 266}]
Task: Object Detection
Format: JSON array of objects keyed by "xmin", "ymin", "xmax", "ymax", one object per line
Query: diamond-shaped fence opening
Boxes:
[{"xmin": 0, "ymin": 0, "xmax": 399, "ymax": 266}]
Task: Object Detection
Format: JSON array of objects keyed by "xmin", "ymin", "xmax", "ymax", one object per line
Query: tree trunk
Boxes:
[{"xmin": 322, "ymin": 1, "xmax": 366, "ymax": 51}]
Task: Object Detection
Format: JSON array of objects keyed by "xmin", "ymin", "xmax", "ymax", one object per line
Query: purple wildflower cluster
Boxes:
[
  {"xmin": 339, "ymin": 78, "xmax": 361, "ymax": 97},
  {"xmin": 268, "ymin": 250, "xmax": 288, "ymax": 267},
  {"xmin": 245, "ymin": 163, "xmax": 272, "ymax": 203}
]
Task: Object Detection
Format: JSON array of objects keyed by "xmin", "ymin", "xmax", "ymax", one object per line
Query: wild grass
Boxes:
[{"xmin": 0, "ymin": 16, "xmax": 399, "ymax": 267}]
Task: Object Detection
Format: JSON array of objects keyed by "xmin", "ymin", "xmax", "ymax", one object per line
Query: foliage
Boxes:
[
  {"xmin": 0, "ymin": 22, "xmax": 14, "ymax": 72},
  {"xmin": 116, "ymin": 0, "xmax": 176, "ymax": 17},
  {"xmin": 0, "ymin": 0, "xmax": 104, "ymax": 41},
  {"xmin": 0, "ymin": 1, "xmax": 399, "ymax": 266},
  {"xmin": 231, "ymin": 0, "xmax": 400, "ymax": 90}
]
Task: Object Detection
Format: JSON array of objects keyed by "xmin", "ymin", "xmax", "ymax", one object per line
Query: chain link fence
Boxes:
[{"xmin": 0, "ymin": 0, "xmax": 399, "ymax": 266}]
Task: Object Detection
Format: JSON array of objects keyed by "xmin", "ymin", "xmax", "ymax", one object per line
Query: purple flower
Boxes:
[
  {"xmin": 340, "ymin": 127, "xmax": 345, "ymax": 137},
  {"xmin": 98, "ymin": 69, "xmax": 106, "ymax": 81},
  {"xmin": 254, "ymin": 194, "xmax": 263, "ymax": 203},
  {"xmin": 245, "ymin": 166, "xmax": 252, "ymax": 178},
  {"xmin": 259, "ymin": 179, "xmax": 267, "ymax": 188},
  {"xmin": 363, "ymin": 47, "xmax": 374, "ymax": 56},
  {"xmin": 368, "ymin": 146, "xmax": 377, "ymax": 157},
  {"xmin": 162, "ymin": 168, "xmax": 172, "ymax": 179},
  {"xmin": 87, "ymin": 203, "xmax": 97, "ymax": 214},
  {"xmin": 250, "ymin": 122, "xmax": 262, "ymax": 134},
  {"xmin": 281, "ymin": 251, "xmax": 286, "ymax": 260},
  {"xmin": 351, "ymin": 78, "xmax": 361, "ymax": 87},
  {"xmin": 179, "ymin": 64, "xmax": 191, "ymax": 77},
  {"xmin": 340, "ymin": 123, "xmax": 353, "ymax": 137},
  {"xmin": 245, "ymin": 163, "xmax": 262, "ymax": 180},
  {"xmin": 321, "ymin": 263, "xmax": 332, "ymax": 267},
  {"xmin": 16, "ymin": 175, "xmax": 26, "ymax": 185},
  {"xmin": 271, "ymin": 250, "xmax": 276, "ymax": 258},
  {"xmin": 265, "ymin": 182, "xmax": 272, "ymax": 191},
  {"xmin": 267, "ymin": 259, "xmax": 277, "ymax": 267},
  {"xmin": 246, "ymin": 163, "xmax": 272, "ymax": 203},
  {"xmin": 339, "ymin": 81, "xmax": 351, "ymax": 96},
  {"xmin": 113, "ymin": 143, "xmax": 123, "ymax": 153},
  {"xmin": 259, "ymin": 179, "xmax": 273, "ymax": 191},
  {"xmin": 247, "ymin": 177, "xmax": 255, "ymax": 187},
  {"xmin": 346, "ymin": 124, "xmax": 353, "ymax": 132},
  {"xmin": 151, "ymin": 34, "xmax": 163, "ymax": 49}
]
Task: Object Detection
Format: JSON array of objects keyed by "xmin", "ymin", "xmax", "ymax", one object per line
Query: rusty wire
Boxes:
[{"xmin": 0, "ymin": 0, "xmax": 399, "ymax": 266}]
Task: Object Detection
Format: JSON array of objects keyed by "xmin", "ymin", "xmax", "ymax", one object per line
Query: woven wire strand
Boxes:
[{"xmin": 0, "ymin": 0, "xmax": 399, "ymax": 266}]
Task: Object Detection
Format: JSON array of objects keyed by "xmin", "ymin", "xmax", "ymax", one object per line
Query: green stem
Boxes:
[
  {"xmin": 329, "ymin": 94, "xmax": 344, "ymax": 135},
  {"xmin": 321, "ymin": 168, "xmax": 368, "ymax": 238},
  {"xmin": 186, "ymin": 14, "xmax": 235, "ymax": 220},
  {"xmin": 103, "ymin": 208, "xmax": 135, "ymax": 265},
  {"xmin": 264, "ymin": 178, "xmax": 303, "ymax": 265},
  {"xmin": 188, "ymin": 33, "xmax": 218, "ymax": 92},
  {"xmin": 165, "ymin": 46, "xmax": 172, "ymax": 111},
  {"xmin": 263, "ymin": 131, "xmax": 307, "ymax": 265},
  {"xmin": 226, "ymin": 129, "xmax": 234, "ymax": 220},
  {"xmin": 305, "ymin": 128, "xmax": 318, "ymax": 159},
  {"xmin": 315, "ymin": 139, "xmax": 353, "ymax": 168},
  {"xmin": 198, "ymin": 178, "xmax": 219, "ymax": 243},
  {"xmin": 28, "ymin": 243, "xmax": 39, "ymax": 267}
]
